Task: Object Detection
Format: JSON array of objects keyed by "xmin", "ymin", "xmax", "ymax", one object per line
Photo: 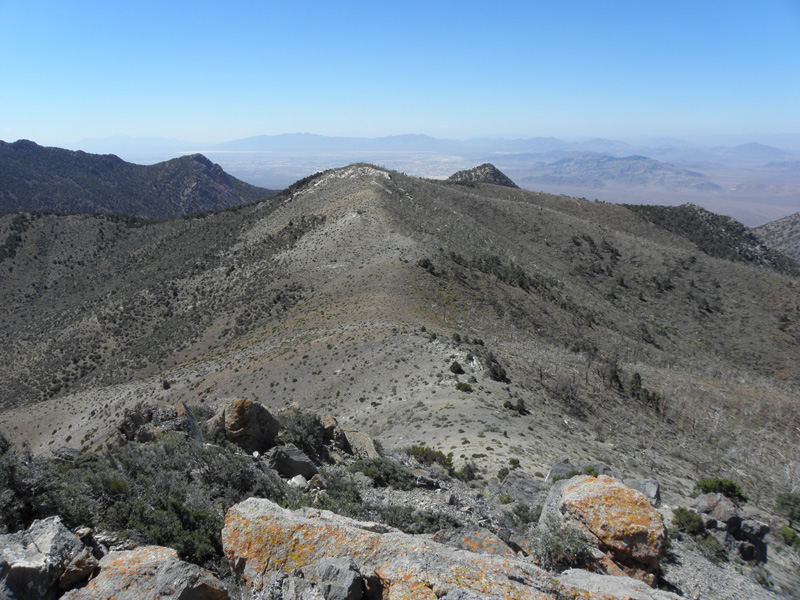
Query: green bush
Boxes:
[
  {"xmin": 378, "ymin": 505, "xmax": 461, "ymax": 535},
  {"xmin": 456, "ymin": 382, "xmax": 473, "ymax": 392},
  {"xmin": 455, "ymin": 460, "xmax": 479, "ymax": 482},
  {"xmin": 403, "ymin": 445, "xmax": 454, "ymax": 475},
  {"xmin": 498, "ymin": 493, "xmax": 512, "ymax": 505},
  {"xmin": 530, "ymin": 515, "xmax": 593, "ymax": 572},
  {"xmin": 350, "ymin": 457, "xmax": 415, "ymax": 490},
  {"xmin": 776, "ymin": 525, "xmax": 799, "ymax": 548},
  {"xmin": 278, "ymin": 409, "xmax": 327, "ymax": 459},
  {"xmin": 582, "ymin": 465, "xmax": 599, "ymax": 477},
  {"xmin": 775, "ymin": 492, "xmax": 800, "ymax": 527},
  {"xmin": 693, "ymin": 478, "xmax": 748, "ymax": 504},
  {"xmin": 449, "ymin": 361, "xmax": 465, "ymax": 375},
  {"xmin": 696, "ymin": 533, "xmax": 727, "ymax": 564},
  {"xmin": 672, "ymin": 507, "xmax": 705, "ymax": 536},
  {"xmin": 5, "ymin": 432, "xmax": 288, "ymax": 572}
]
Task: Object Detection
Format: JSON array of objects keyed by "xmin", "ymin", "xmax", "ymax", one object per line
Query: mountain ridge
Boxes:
[{"xmin": 0, "ymin": 139, "xmax": 275, "ymax": 219}]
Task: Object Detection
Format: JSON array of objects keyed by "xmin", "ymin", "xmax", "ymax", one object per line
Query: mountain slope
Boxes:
[
  {"xmin": 0, "ymin": 163, "xmax": 798, "ymax": 523},
  {"xmin": 0, "ymin": 140, "xmax": 274, "ymax": 218},
  {"xmin": 752, "ymin": 211, "xmax": 800, "ymax": 263}
]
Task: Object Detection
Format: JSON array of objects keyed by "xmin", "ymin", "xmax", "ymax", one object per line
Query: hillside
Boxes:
[
  {"xmin": 0, "ymin": 162, "xmax": 797, "ymax": 510},
  {"xmin": 753, "ymin": 211, "xmax": 800, "ymax": 263},
  {"xmin": 0, "ymin": 139, "xmax": 274, "ymax": 218}
]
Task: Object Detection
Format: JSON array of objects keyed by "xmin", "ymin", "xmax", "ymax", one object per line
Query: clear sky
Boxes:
[{"xmin": 1, "ymin": 0, "xmax": 799, "ymax": 145}]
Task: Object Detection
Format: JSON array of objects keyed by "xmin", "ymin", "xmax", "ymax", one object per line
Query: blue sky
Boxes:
[{"xmin": 1, "ymin": 0, "xmax": 799, "ymax": 145}]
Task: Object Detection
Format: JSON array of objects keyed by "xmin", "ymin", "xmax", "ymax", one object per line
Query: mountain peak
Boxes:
[{"xmin": 447, "ymin": 163, "xmax": 519, "ymax": 188}]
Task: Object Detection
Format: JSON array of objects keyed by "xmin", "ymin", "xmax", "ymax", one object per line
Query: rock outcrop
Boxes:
[
  {"xmin": 447, "ymin": 164, "xmax": 519, "ymax": 189},
  {"xmin": 266, "ymin": 443, "xmax": 319, "ymax": 480},
  {"xmin": 61, "ymin": 546, "xmax": 229, "ymax": 600},
  {"xmin": 206, "ymin": 397, "xmax": 280, "ymax": 454},
  {"xmin": 0, "ymin": 517, "xmax": 86, "ymax": 600},
  {"xmin": 689, "ymin": 493, "xmax": 770, "ymax": 562},
  {"xmin": 540, "ymin": 475, "xmax": 666, "ymax": 584},
  {"xmin": 118, "ymin": 401, "xmax": 204, "ymax": 443},
  {"xmin": 222, "ymin": 497, "xmax": 665, "ymax": 600}
]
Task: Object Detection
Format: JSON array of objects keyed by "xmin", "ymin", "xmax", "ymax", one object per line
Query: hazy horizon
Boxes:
[{"xmin": 1, "ymin": 1, "xmax": 798, "ymax": 147}]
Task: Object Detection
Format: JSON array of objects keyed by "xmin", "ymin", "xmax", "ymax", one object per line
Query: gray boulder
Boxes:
[
  {"xmin": 61, "ymin": 545, "xmax": 229, "ymax": 600},
  {"xmin": 689, "ymin": 493, "xmax": 742, "ymax": 533},
  {"xmin": 314, "ymin": 557, "xmax": 363, "ymax": 600},
  {"xmin": 623, "ymin": 478, "xmax": 661, "ymax": 507},
  {"xmin": 498, "ymin": 469, "xmax": 547, "ymax": 506},
  {"xmin": 0, "ymin": 516, "xmax": 85, "ymax": 600},
  {"xmin": 558, "ymin": 569, "xmax": 680, "ymax": 599},
  {"xmin": 267, "ymin": 443, "xmax": 319, "ymax": 479}
]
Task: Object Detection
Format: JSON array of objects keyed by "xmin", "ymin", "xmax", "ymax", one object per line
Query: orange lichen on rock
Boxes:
[
  {"xmin": 223, "ymin": 498, "xmax": 662, "ymax": 600},
  {"xmin": 550, "ymin": 475, "xmax": 666, "ymax": 584}
]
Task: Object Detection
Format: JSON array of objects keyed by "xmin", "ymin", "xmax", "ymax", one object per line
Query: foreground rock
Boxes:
[
  {"xmin": 223, "ymin": 497, "xmax": 668, "ymax": 600},
  {"xmin": 0, "ymin": 516, "xmax": 85, "ymax": 600},
  {"xmin": 540, "ymin": 475, "xmax": 666, "ymax": 585},
  {"xmin": 62, "ymin": 546, "xmax": 229, "ymax": 600},
  {"xmin": 206, "ymin": 397, "xmax": 280, "ymax": 454}
]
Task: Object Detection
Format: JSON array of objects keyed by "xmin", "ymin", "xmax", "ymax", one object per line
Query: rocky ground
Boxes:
[{"xmin": 2, "ymin": 400, "xmax": 796, "ymax": 599}]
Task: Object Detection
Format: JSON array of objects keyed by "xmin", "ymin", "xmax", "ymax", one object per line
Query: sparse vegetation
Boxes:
[{"xmin": 693, "ymin": 477, "xmax": 748, "ymax": 504}]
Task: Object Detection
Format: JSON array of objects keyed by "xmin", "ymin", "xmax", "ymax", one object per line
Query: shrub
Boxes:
[
  {"xmin": 449, "ymin": 361, "xmax": 465, "ymax": 374},
  {"xmin": 530, "ymin": 515, "xmax": 593, "ymax": 572},
  {"xmin": 498, "ymin": 493, "xmax": 512, "ymax": 505},
  {"xmin": 278, "ymin": 409, "xmax": 327, "ymax": 459},
  {"xmin": 776, "ymin": 525, "xmax": 799, "ymax": 548},
  {"xmin": 693, "ymin": 478, "xmax": 748, "ymax": 504},
  {"xmin": 456, "ymin": 382, "xmax": 473, "ymax": 392},
  {"xmin": 672, "ymin": 507, "xmax": 705, "ymax": 536},
  {"xmin": 582, "ymin": 465, "xmax": 599, "ymax": 477},
  {"xmin": 403, "ymin": 445, "xmax": 454, "ymax": 475},
  {"xmin": 506, "ymin": 503, "xmax": 541, "ymax": 526},
  {"xmin": 696, "ymin": 533, "xmax": 727, "ymax": 564},
  {"xmin": 378, "ymin": 505, "xmax": 461, "ymax": 535},
  {"xmin": 350, "ymin": 457, "xmax": 415, "ymax": 490},
  {"xmin": 497, "ymin": 466, "xmax": 509, "ymax": 481},
  {"xmin": 775, "ymin": 492, "xmax": 800, "ymax": 527},
  {"xmin": 455, "ymin": 460, "xmax": 478, "ymax": 482}
]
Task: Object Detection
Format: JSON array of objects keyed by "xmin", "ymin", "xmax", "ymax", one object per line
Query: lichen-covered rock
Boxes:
[
  {"xmin": 222, "ymin": 497, "xmax": 648, "ymax": 600},
  {"xmin": 433, "ymin": 528, "xmax": 516, "ymax": 557},
  {"xmin": 540, "ymin": 475, "xmax": 666, "ymax": 584},
  {"xmin": 0, "ymin": 516, "xmax": 85, "ymax": 600},
  {"xmin": 61, "ymin": 545, "xmax": 229, "ymax": 600},
  {"xmin": 206, "ymin": 397, "xmax": 280, "ymax": 454}
]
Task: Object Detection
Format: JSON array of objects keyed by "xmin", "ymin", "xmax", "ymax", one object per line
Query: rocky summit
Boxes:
[{"xmin": 1, "ymin": 159, "xmax": 799, "ymax": 599}]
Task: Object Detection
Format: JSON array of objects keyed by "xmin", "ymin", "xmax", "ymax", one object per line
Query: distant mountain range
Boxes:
[
  {"xmin": 0, "ymin": 140, "xmax": 275, "ymax": 219},
  {"xmin": 518, "ymin": 153, "xmax": 723, "ymax": 192}
]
